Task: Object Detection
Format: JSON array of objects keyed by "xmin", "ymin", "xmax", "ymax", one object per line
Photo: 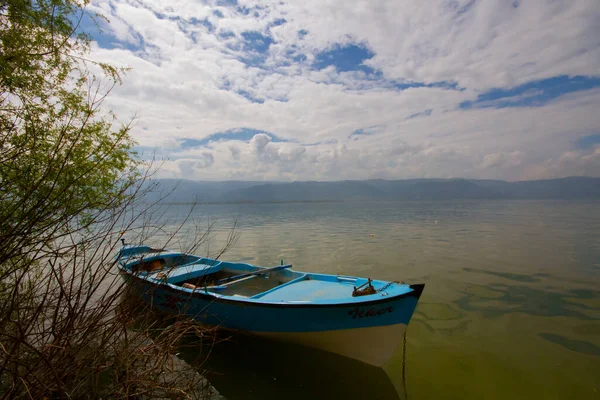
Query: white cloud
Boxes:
[
  {"xmin": 250, "ymin": 133, "xmax": 272, "ymax": 153},
  {"xmin": 481, "ymin": 151, "xmax": 525, "ymax": 169},
  {"xmin": 523, "ymin": 146, "xmax": 600, "ymax": 180},
  {"xmin": 229, "ymin": 143, "xmax": 241, "ymax": 160},
  {"xmin": 176, "ymin": 152, "xmax": 215, "ymax": 177},
  {"xmin": 87, "ymin": 0, "xmax": 600, "ymax": 181}
]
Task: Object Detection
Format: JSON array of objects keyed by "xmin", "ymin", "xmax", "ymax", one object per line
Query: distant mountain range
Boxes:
[{"xmin": 141, "ymin": 177, "xmax": 600, "ymax": 203}]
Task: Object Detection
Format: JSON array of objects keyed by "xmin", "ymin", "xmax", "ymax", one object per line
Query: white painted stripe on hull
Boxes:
[{"xmin": 252, "ymin": 323, "xmax": 407, "ymax": 367}]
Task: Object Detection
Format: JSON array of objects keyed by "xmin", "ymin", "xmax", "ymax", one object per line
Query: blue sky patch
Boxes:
[
  {"xmin": 293, "ymin": 54, "xmax": 308, "ymax": 63},
  {"xmin": 272, "ymin": 18, "xmax": 287, "ymax": 27},
  {"xmin": 241, "ymin": 31, "xmax": 274, "ymax": 53},
  {"xmin": 80, "ymin": 10, "xmax": 140, "ymax": 51},
  {"xmin": 427, "ymin": 81, "xmax": 460, "ymax": 90},
  {"xmin": 237, "ymin": 31, "xmax": 275, "ymax": 66},
  {"xmin": 298, "ymin": 29, "xmax": 309, "ymax": 39},
  {"xmin": 236, "ymin": 5, "xmax": 251, "ymax": 15},
  {"xmin": 407, "ymin": 109, "xmax": 433, "ymax": 119},
  {"xmin": 460, "ymin": 75, "xmax": 600, "ymax": 109},
  {"xmin": 218, "ymin": 30, "xmax": 236, "ymax": 39},
  {"xmin": 213, "ymin": 9, "xmax": 224, "ymax": 18},
  {"xmin": 286, "ymin": 48, "xmax": 307, "ymax": 63},
  {"xmin": 331, "ymin": 76, "xmax": 457, "ymax": 93},
  {"xmin": 180, "ymin": 128, "xmax": 289, "ymax": 148},
  {"xmin": 349, "ymin": 126, "xmax": 380, "ymax": 139},
  {"xmin": 314, "ymin": 43, "xmax": 375, "ymax": 73},
  {"xmin": 237, "ymin": 90, "xmax": 265, "ymax": 104},
  {"xmin": 190, "ymin": 17, "xmax": 214, "ymax": 33},
  {"xmin": 575, "ymin": 134, "xmax": 600, "ymax": 149},
  {"xmin": 392, "ymin": 80, "xmax": 458, "ymax": 91},
  {"xmin": 217, "ymin": 0, "xmax": 238, "ymax": 6}
]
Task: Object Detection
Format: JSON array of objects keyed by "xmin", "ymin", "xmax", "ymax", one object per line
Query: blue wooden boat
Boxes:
[{"xmin": 116, "ymin": 245, "xmax": 424, "ymax": 366}]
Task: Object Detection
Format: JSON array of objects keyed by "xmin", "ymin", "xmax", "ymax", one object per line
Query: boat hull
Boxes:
[
  {"xmin": 123, "ymin": 273, "xmax": 421, "ymax": 366},
  {"xmin": 253, "ymin": 322, "xmax": 407, "ymax": 367}
]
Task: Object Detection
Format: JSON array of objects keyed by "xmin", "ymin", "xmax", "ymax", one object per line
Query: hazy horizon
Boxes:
[
  {"xmin": 142, "ymin": 176, "xmax": 600, "ymax": 203},
  {"xmin": 154, "ymin": 176, "xmax": 600, "ymax": 184}
]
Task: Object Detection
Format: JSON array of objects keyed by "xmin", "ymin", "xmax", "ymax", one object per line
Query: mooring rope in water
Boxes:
[{"xmin": 402, "ymin": 331, "xmax": 408, "ymax": 400}]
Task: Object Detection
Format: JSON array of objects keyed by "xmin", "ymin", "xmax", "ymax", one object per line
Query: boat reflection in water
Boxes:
[{"xmin": 176, "ymin": 330, "xmax": 408, "ymax": 400}]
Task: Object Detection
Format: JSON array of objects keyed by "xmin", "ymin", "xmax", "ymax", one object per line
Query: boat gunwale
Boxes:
[{"xmin": 119, "ymin": 266, "xmax": 425, "ymax": 309}]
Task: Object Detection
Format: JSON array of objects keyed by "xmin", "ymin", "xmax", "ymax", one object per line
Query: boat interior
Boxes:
[
  {"xmin": 125, "ymin": 252, "xmax": 310, "ymax": 299},
  {"xmin": 121, "ymin": 249, "xmax": 397, "ymax": 301}
]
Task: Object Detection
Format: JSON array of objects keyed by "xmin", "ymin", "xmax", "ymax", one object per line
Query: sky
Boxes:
[{"xmin": 85, "ymin": 0, "xmax": 600, "ymax": 181}]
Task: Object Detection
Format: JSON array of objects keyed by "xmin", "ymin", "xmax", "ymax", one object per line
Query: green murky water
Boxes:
[{"xmin": 149, "ymin": 200, "xmax": 600, "ymax": 399}]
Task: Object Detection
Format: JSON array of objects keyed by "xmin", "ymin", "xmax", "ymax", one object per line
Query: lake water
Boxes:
[{"xmin": 146, "ymin": 200, "xmax": 600, "ymax": 399}]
